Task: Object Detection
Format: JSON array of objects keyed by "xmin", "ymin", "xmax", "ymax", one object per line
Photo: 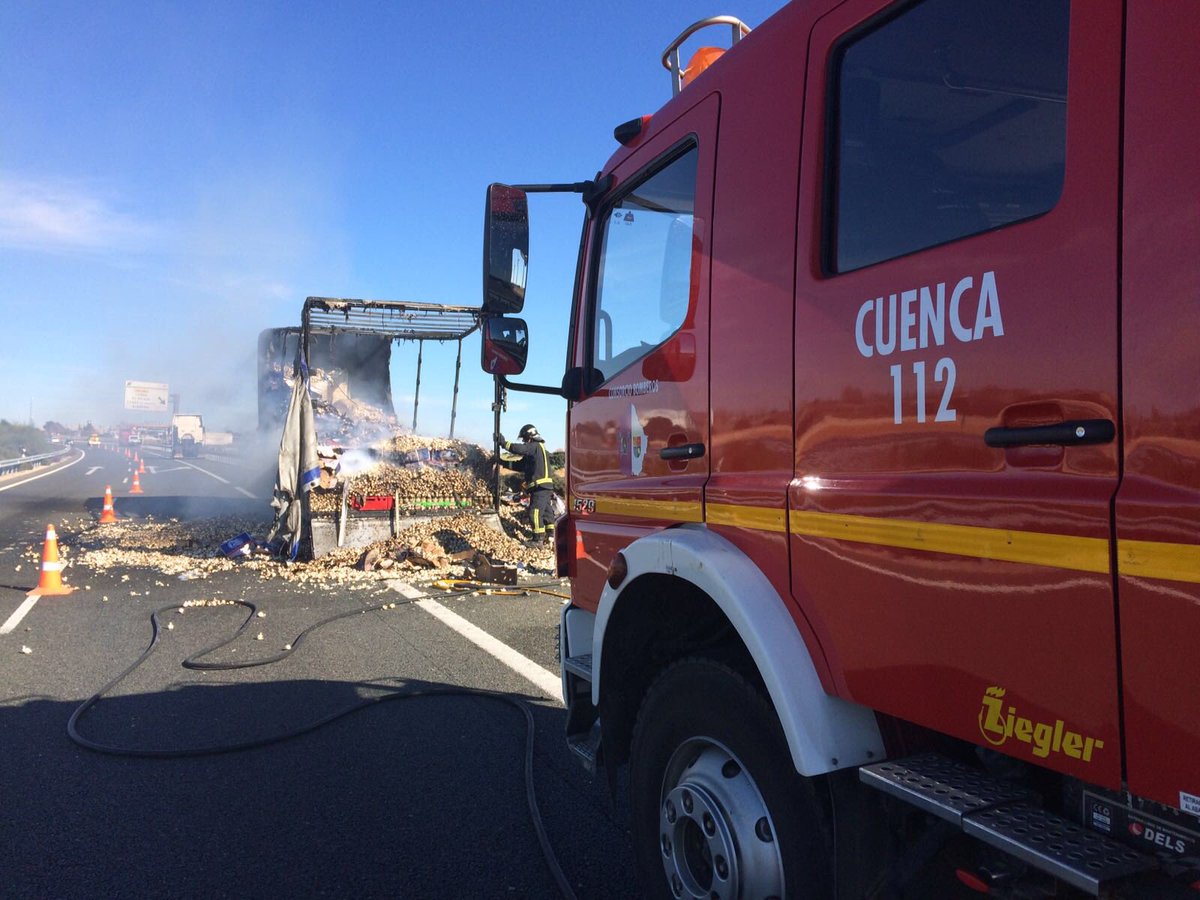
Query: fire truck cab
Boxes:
[{"xmin": 481, "ymin": 1, "xmax": 1200, "ymax": 895}]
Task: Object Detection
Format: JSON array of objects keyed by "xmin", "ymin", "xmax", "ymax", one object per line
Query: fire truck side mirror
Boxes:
[
  {"xmin": 483, "ymin": 184, "xmax": 529, "ymax": 315},
  {"xmin": 480, "ymin": 315, "xmax": 529, "ymax": 376},
  {"xmin": 560, "ymin": 366, "xmax": 605, "ymax": 401}
]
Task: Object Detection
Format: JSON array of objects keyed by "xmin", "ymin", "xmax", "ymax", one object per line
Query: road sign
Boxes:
[{"xmin": 124, "ymin": 381, "xmax": 169, "ymax": 411}]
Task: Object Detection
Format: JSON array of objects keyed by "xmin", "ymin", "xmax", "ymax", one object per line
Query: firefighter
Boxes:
[{"xmin": 496, "ymin": 424, "xmax": 557, "ymax": 545}]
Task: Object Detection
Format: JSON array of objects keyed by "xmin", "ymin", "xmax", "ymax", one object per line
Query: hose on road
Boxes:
[{"xmin": 67, "ymin": 590, "xmax": 578, "ymax": 900}]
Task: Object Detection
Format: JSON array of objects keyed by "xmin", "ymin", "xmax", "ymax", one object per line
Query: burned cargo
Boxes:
[{"xmin": 264, "ymin": 297, "xmax": 509, "ymax": 560}]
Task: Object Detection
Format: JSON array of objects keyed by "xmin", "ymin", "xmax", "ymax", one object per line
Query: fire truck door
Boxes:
[
  {"xmin": 566, "ymin": 95, "xmax": 717, "ymax": 605},
  {"xmin": 789, "ymin": 0, "xmax": 1124, "ymax": 787},
  {"xmin": 1115, "ymin": 2, "xmax": 1200, "ymax": 813}
]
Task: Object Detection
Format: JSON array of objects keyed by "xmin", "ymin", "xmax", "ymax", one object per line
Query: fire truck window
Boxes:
[
  {"xmin": 593, "ymin": 146, "xmax": 698, "ymax": 382},
  {"xmin": 830, "ymin": 0, "xmax": 1069, "ymax": 272}
]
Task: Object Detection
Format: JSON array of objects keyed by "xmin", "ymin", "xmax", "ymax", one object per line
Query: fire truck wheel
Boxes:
[{"xmin": 630, "ymin": 658, "xmax": 833, "ymax": 899}]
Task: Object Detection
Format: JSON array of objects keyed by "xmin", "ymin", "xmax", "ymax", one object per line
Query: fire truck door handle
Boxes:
[
  {"xmin": 984, "ymin": 418, "xmax": 1115, "ymax": 448},
  {"xmin": 660, "ymin": 443, "xmax": 706, "ymax": 460}
]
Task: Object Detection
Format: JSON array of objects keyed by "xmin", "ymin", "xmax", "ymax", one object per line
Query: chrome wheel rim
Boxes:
[{"xmin": 657, "ymin": 737, "xmax": 784, "ymax": 899}]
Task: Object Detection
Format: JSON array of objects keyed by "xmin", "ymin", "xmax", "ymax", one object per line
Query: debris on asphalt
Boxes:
[
  {"xmin": 67, "ymin": 433, "xmax": 558, "ymax": 588},
  {"xmin": 71, "ymin": 506, "xmax": 555, "ymax": 587}
]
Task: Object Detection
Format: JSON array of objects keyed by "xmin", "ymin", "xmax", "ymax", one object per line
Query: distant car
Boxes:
[
  {"xmin": 88, "ymin": 434, "xmax": 100, "ymax": 446},
  {"xmin": 127, "ymin": 434, "xmax": 141, "ymax": 445}
]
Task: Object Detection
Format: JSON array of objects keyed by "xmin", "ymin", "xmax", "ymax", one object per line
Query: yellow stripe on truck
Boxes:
[
  {"xmin": 708, "ymin": 503, "xmax": 787, "ymax": 532},
  {"xmin": 788, "ymin": 510, "xmax": 1111, "ymax": 574},
  {"xmin": 1118, "ymin": 538, "xmax": 1200, "ymax": 584},
  {"xmin": 593, "ymin": 496, "xmax": 704, "ymax": 522},
  {"xmin": 586, "ymin": 496, "xmax": 1200, "ymax": 584}
]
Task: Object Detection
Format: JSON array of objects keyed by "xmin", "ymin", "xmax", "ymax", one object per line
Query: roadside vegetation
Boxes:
[{"xmin": 0, "ymin": 421, "xmax": 51, "ymax": 459}]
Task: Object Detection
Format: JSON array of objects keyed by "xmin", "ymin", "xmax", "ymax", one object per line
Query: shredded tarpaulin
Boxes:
[{"xmin": 267, "ymin": 355, "xmax": 321, "ymax": 560}]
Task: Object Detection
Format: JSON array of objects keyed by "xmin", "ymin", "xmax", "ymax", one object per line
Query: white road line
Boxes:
[
  {"xmin": 387, "ymin": 582, "xmax": 562, "ymax": 702},
  {"xmin": 86, "ymin": 466, "xmax": 101, "ymax": 475},
  {"xmin": 0, "ymin": 595, "xmax": 39, "ymax": 635},
  {"xmin": 177, "ymin": 460, "xmax": 230, "ymax": 484},
  {"xmin": 0, "ymin": 449, "xmax": 85, "ymax": 493},
  {"xmin": 175, "ymin": 459, "xmax": 259, "ymax": 500}
]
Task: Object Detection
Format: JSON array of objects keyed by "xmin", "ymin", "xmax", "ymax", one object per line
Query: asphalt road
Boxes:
[{"xmin": 0, "ymin": 446, "xmax": 637, "ymax": 899}]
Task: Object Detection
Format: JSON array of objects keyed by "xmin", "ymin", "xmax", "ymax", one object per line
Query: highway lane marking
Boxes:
[
  {"xmin": 0, "ymin": 449, "xmax": 85, "ymax": 493},
  {"xmin": 0, "ymin": 595, "xmax": 39, "ymax": 635},
  {"xmin": 86, "ymin": 466, "xmax": 101, "ymax": 475},
  {"xmin": 388, "ymin": 582, "xmax": 562, "ymax": 702},
  {"xmin": 173, "ymin": 459, "xmax": 260, "ymax": 501},
  {"xmin": 181, "ymin": 460, "xmax": 232, "ymax": 484}
]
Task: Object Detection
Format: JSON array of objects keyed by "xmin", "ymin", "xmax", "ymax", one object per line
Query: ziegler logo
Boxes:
[{"xmin": 977, "ymin": 686, "xmax": 1105, "ymax": 762}]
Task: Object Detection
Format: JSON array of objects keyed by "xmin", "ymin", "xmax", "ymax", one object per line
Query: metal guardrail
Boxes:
[{"xmin": 0, "ymin": 446, "xmax": 72, "ymax": 476}]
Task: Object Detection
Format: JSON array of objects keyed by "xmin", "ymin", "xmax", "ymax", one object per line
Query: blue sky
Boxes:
[{"xmin": 0, "ymin": 1, "xmax": 783, "ymax": 451}]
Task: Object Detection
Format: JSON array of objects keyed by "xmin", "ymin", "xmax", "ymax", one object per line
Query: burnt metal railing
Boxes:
[{"xmin": 300, "ymin": 297, "xmax": 485, "ymax": 438}]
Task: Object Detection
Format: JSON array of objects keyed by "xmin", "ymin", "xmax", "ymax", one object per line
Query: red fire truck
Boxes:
[{"xmin": 480, "ymin": 1, "xmax": 1200, "ymax": 895}]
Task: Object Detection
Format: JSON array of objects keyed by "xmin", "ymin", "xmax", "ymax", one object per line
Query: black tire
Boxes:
[{"xmin": 630, "ymin": 658, "xmax": 834, "ymax": 900}]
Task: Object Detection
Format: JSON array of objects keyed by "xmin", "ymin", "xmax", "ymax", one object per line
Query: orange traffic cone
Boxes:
[
  {"xmin": 28, "ymin": 524, "xmax": 74, "ymax": 596},
  {"xmin": 99, "ymin": 485, "xmax": 118, "ymax": 524},
  {"xmin": 137, "ymin": 455, "xmax": 145, "ymax": 474},
  {"xmin": 130, "ymin": 470, "xmax": 144, "ymax": 494}
]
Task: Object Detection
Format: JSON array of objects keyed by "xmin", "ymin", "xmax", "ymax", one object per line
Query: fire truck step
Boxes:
[
  {"xmin": 860, "ymin": 753, "xmax": 1035, "ymax": 825},
  {"xmin": 965, "ymin": 803, "xmax": 1156, "ymax": 895},
  {"xmin": 861, "ymin": 754, "xmax": 1157, "ymax": 895},
  {"xmin": 567, "ymin": 721, "xmax": 602, "ymax": 774},
  {"xmin": 561, "ymin": 653, "xmax": 592, "ymax": 681}
]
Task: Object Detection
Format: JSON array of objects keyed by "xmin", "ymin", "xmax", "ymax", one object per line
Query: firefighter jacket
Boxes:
[{"xmin": 501, "ymin": 436, "xmax": 554, "ymax": 492}]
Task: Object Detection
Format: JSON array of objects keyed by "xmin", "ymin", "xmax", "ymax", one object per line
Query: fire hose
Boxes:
[
  {"xmin": 431, "ymin": 578, "xmax": 572, "ymax": 599},
  {"xmin": 67, "ymin": 590, "xmax": 578, "ymax": 900}
]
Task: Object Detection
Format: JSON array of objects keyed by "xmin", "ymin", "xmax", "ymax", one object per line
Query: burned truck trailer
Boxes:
[
  {"xmin": 257, "ymin": 326, "xmax": 395, "ymax": 436},
  {"xmin": 265, "ymin": 296, "xmax": 500, "ymax": 558}
]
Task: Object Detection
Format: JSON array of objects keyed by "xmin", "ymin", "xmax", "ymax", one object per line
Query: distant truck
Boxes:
[{"xmin": 170, "ymin": 414, "xmax": 204, "ymax": 458}]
